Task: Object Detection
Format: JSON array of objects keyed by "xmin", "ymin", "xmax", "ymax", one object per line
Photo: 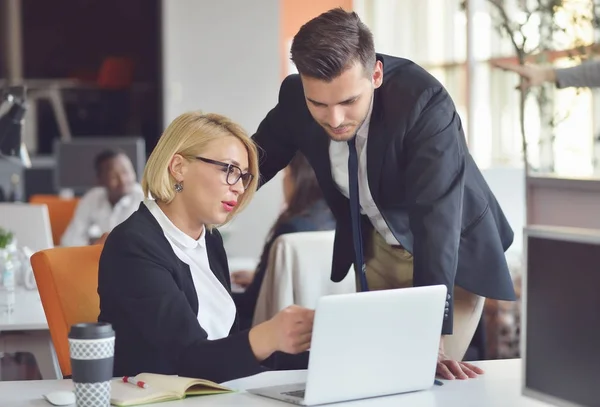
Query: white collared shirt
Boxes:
[
  {"xmin": 61, "ymin": 183, "xmax": 145, "ymax": 247},
  {"xmin": 144, "ymin": 199, "xmax": 236, "ymax": 340},
  {"xmin": 329, "ymin": 100, "xmax": 400, "ymax": 245}
]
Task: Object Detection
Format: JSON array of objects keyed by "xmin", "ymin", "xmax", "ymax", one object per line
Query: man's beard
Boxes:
[
  {"xmin": 322, "ymin": 95, "xmax": 373, "ymax": 142},
  {"xmin": 322, "ymin": 114, "xmax": 368, "ymax": 142},
  {"xmin": 323, "ymin": 124, "xmax": 356, "ymax": 141}
]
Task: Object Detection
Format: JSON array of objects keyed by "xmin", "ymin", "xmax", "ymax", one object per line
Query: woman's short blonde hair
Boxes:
[{"xmin": 142, "ymin": 111, "xmax": 259, "ymax": 226}]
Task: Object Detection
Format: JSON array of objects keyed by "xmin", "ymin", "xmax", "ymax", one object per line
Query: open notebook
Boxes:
[{"xmin": 110, "ymin": 373, "xmax": 233, "ymax": 406}]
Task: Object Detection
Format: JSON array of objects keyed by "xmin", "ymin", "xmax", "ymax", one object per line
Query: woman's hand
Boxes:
[{"xmin": 248, "ymin": 305, "xmax": 314, "ymax": 360}]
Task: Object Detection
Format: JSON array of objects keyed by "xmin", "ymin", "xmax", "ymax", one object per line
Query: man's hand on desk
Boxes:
[{"xmin": 436, "ymin": 335, "xmax": 484, "ymax": 380}]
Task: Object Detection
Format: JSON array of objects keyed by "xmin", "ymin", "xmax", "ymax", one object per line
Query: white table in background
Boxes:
[
  {"xmin": 0, "ymin": 287, "xmax": 61, "ymax": 380},
  {"xmin": 0, "ymin": 359, "xmax": 552, "ymax": 406}
]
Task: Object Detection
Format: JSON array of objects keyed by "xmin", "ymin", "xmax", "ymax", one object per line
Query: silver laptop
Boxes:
[
  {"xmin": 0, "ymin": 203, "xmax": 54, "ymax": 252},
  {"xmin": 247, "ymin": 285, "xmax": 447, "ymax": 405}
]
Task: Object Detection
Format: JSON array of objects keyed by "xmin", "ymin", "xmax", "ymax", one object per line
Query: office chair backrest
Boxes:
[
  {"xmin": 30, "ymin": 245, "xmax": 103, "ymax": 377},
  {"xmin": 252, "ymin": 231, "xmax": 355, "ymax": 326},
  {"xmin": 29, "ymin": 195, "xmax": 80, "ymax": 245}
]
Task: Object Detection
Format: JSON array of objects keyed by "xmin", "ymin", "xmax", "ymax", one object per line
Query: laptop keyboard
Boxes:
[{"xmin": 282, "ymin": 389, "xmax": 305, "ymax": 399}]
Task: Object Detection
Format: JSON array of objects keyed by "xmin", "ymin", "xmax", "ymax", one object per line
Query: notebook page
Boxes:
[{"xmin": 110, "ymin": 379, "xmax": 176, "ymax": 406}]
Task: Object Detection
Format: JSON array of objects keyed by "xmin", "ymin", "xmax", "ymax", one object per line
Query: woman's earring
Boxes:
[{"xmin": 174, "ymin": 182, "xmax": 183, "ymax": 193}]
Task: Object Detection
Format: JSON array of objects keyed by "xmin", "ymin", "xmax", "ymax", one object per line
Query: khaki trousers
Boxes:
[{"xmin": 356, "ymin": 231, "xmax": 485, "ymax": 361}]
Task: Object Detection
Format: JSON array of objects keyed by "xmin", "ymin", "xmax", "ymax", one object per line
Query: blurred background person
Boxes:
[{"xmin": 61, "ymin": 149, "xmax": 144, "ymax": 246}]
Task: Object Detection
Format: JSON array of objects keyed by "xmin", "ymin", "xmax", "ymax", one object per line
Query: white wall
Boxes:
[{"xmin": 162, "ymin": 0, "xmax": 284, "ymax": 261}]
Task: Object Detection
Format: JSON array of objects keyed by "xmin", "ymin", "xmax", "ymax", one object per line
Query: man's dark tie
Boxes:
[{"xmin": 348, "ymin": 137, "xmax": 369, "ymax": 292}]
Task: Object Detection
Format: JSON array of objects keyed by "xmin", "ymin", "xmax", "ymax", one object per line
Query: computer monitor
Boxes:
[
  {"xmin": 54, "ymin": 137, "xmax": 145, "ymax": 195},
  {"xmin": 0, "ymin": 203, "xmax": 54, "ymax": 252},
  {"xmin": 522, "ymin": 225, "xmax": 600, "ymax": 407}
]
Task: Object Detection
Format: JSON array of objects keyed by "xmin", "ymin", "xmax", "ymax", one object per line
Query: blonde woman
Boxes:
[{"xmin": 98, "ymin": 112, "xmax": 314, "ymax": 382}]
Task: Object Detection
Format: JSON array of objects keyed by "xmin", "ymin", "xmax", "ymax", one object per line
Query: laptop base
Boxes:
[{"xmin": 247, "ymin": 382, "xmax": 307, "ymax": 405}]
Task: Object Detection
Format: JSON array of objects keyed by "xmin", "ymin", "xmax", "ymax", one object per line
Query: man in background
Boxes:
[{"xmin": 61, "ymin": 149, "xmax": 144, "ymax": 246}]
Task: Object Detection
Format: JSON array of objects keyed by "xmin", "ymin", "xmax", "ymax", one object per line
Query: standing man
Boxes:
[{"xmin": 252, "ymin": 8, "xmax": 516, "ymax": 380}]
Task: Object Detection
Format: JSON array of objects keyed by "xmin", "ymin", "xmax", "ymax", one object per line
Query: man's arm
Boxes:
[
  {"xmin": 494, "ymin": 60, "xmax": 600, "ymax": 89},
  {"xmin": 554, "ymin": 60, "xmax": 600, "ymax": 88},
  {"xmin": 252, "ymin": 76, "xmax": 300, "ymax": 186},
  {"xmin": 403, "ymin": 87, "xmax": 465, "ymax": 335}
]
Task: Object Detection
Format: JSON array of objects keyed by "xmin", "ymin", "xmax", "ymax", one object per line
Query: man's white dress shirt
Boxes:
[
  {"xmin": 328, "ymin": 100, "xmax": 400, "ymax": 246},
  {"xmin": 61, "ymin": 183, "xmax": 145, "ymax": 247}
]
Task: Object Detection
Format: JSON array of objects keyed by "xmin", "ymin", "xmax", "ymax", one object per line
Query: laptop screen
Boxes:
[{"xmin": 524, "ymin": 229, "xmax": 600, "ymax": 406}]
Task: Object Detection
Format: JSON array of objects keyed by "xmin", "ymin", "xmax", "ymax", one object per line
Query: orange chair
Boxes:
[
  {"xmin": 30, "ymin": 245, "xmax": 103, "ymax": 377},
  {"xmin": 29, "ymin": 195, "xmax": 80, "ymax": 245},
  {"xmin": 97, "ymin": 56, "xmax": 134, "ymax": 89}
]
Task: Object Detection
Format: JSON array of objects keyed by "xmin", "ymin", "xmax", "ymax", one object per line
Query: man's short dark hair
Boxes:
[
  {"xmin": 290, "ymin": 8, "xmax": 376, "ymax": 81},
  {"xmin": 94, "ymin": 149, "xmax": 125, "ymax": 176}
]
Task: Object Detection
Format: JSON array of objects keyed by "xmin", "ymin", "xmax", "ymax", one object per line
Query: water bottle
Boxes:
[{"xmin": 0, "ymin": 245, "xmax": 16, "ymax": 313}]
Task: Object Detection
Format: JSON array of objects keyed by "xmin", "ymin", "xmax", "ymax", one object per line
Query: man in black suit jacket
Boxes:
[{"xmin": 252, "ymin": 8, "xmax": 516, "ymax": 380}]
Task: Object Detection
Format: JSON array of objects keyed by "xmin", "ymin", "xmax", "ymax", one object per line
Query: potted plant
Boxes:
[
  {"xmin": 0, "ymin": 227, "xmax": 17, "ymax": 289},
  {"xmin": 0, "ymin": 227, "xmax": 15, "ymax": 251}
]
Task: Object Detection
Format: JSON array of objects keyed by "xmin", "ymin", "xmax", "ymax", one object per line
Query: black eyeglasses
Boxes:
[{"xmin": 195, "ymin": 156, "xmax": 254, "ymax": 188}]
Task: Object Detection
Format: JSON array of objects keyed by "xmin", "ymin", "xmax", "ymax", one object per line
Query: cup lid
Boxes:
[{"xmin": 68, "ymin": 322, "xmax": 114, "ymax": 339}]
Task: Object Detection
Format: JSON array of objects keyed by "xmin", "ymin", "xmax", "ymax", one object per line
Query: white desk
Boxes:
[
  {"xmin": 0, "ymin": 288, "xmax": 48, "ymax": 331},
  {"xmin": 0, "ymin": 359, "xmax": 552, "ymax": 406},
  {"xmin": 0, "ymin": 287, "xmax": 61, "ymax": 380}
]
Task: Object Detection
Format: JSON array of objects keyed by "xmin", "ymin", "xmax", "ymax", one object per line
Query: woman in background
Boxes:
[
  {"xmin": 98, "ymin": 112, "xmax": 314, "ymax": 383},
  {"xmin": 232, "ymin": 152, "xmax": 335, "ymax": 329}
]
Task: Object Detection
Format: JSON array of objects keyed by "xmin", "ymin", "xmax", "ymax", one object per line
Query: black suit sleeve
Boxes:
[
  {"xmin": 252, "ymin": 76, "xmax": 299, "ymax": 186},
  {"xmin": 98, "ymin": 229, "xmax": 264, "ymax": 383},
  {"xmin": 402, "ymin": 87, "xmax": 466, "ymax": 335}
]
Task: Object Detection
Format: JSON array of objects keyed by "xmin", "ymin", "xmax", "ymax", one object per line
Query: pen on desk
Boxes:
[{"xmin": 123, "ymin": 376, "xmax": 149, "ymax": 389}]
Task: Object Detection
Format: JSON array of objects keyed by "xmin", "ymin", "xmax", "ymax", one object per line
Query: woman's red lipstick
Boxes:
[{"xmin": 222, "ymin": 201, "xmax": 237, "ymax": 212}]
